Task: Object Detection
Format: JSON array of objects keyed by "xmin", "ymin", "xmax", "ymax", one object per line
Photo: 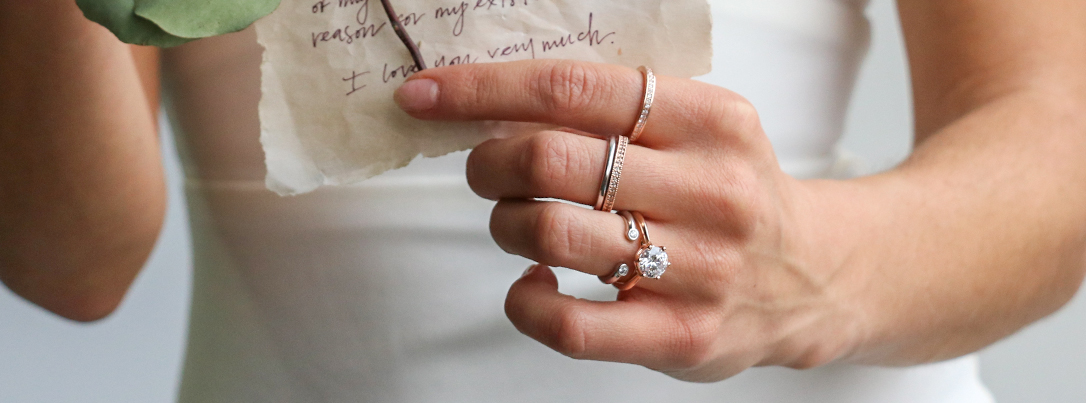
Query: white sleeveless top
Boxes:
[{"xmin": 166, "ymin": 1, "xmax": 995, "ymax": 401}]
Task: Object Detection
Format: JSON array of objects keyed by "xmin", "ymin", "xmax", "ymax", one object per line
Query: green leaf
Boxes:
[
  {"xmin": 75, "ymin": 0, "xmax": 282, "ymax": 48},
  {"xmin": 76, "ymin": 0, "xmax": 192, "ymax": 47},
  {"xmin": 133, "ymin": 0, "xmax": 281, "ymax": 39}
]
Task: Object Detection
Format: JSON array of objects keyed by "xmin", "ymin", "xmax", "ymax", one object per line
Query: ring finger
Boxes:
[
  {"xmin": 491, "ymin": 199, "xmax": 686, "ymax": 292},
  {"xmin": 467, "ymin": 129, "xmax": 687, "ymax": 216}
]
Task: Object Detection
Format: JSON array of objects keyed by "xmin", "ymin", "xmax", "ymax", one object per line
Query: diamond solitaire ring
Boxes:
[
  {"xmin": 613, "ymin": 211, "xmax": 670, "ymax": 290},
  {"xmin": 631, "ymin": 211, "xmax": 669, "ymax": 279}
]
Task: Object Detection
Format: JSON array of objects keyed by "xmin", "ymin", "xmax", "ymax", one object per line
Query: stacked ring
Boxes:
[
  {"xmin": 599, "ymin": 211, "xmax": 641, "ymax": 285},
  {"xmin": 595, "ymin": 66, "xmax": 666, "ymax": 291},
  {"xmin": 596, "ymin": 135, "xmax": 628, "ymax": 212},
  {"xmin": 593, "ymin": 66, "xmax": 656, "ymax": 212},
  {"xmin": 613, "ymin": 211, "xmax": 670, "ymax": 291},
  {"xmin": 629, "ymin": 66, "xmax": 656, "ymax": 143}
]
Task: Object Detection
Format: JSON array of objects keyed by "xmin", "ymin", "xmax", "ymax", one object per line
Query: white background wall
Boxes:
[{"xmin": 1, "ymin": 0, "xmax": 1084, "ymax": 401}]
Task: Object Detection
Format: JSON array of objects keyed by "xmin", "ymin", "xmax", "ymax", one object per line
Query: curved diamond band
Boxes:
[
  {"xmin": 628, "ymin": 66, "xmax": 656, "ymax": 143},
  {"xmin": 620, "ymin": 210, "xmax": 640, "ymax": 242},
  {"xmin": 598, "ymin": 263, "xmax": 630, "ymax": 285},
  {"xmin": 599, "ymin": 211, "xmax": 641, "ymax": 285}
]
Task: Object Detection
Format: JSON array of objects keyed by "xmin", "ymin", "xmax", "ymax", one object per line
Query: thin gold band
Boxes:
[{"xmin": 629, "ymin": 66, "xmax": 656, "ymax": 143}]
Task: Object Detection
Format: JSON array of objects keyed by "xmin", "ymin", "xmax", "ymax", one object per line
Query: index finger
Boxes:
[{"xmin": 393, "ymin": 59, "xmax": 714, "ymax": 147}]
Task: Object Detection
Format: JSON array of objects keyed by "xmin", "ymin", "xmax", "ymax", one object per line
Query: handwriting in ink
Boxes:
[
  {"xmin": 434, "ymin": 2, "xmax": 468, "ymax": 36},
  {"xmin": 310, "ymin": 0, "xmax": 373, "ymax": 25},
  {"xmin": 343, "ymin": 70, "xmax": 371, "ymax": 95},
  {"xmin": 382, "ymin": 63, "xmax": 419, "ymax": 83},
  {"xmin": 473, "ymin": 0, "xmax": 529, "ymax": 11},
  {"xmin": 312, "ymin": 23, "xmax": 386, "ymax": 47},
  {"xmin": 487, "ymin": 38, "xmax": 535, "ymax": 59},
  {"xmin": 380, "ymin": 52, "xmax": 479, "ymax": 85},
  {"xmin": 436, "ymin": 0, "xmax": 530, "ymax": 36},
  {"xmin": 431, "ymin": 53, "xmax": 481, "ymax": 67},
  {"xmin": 312, "ymin": 2, "xmax": 619, "ymax": 96},
  {"xmin": 541, "ymin": 13, "xmax": 614, "ymax": 52}
]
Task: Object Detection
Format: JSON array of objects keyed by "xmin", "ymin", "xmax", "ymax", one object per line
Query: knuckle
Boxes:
[
  {"xmin": 459, "ymin": 67, "xmax": 489, "ymax": 110},
  {"xmin": 696, "ymin": 164, "xmax": 763, "ymax": 239},
  {"xmin": 488, "ymin": 204, "xmax": 516, "ymax": 254},
  {"xmin": 671, "ymin": 313, "xmax": 718, "ymax": 369},
  {"xmin": 537, "ymin": 61, "xmax": 606, "ymax": 115},
  {"xmin": 465, "ymin": 141, "xmax": 497, "ymax": 198},
  {"xmin": 550, "ymin": 304, "xmax": 589, "ymax": 358},
  {"xmin": 700, "ymin": 95, "xmax": 762, "ymax": 145},
  {"xmin": 727, "ymin": 97, "xmax": 762, "ymax": 132},
  {"xmin": 521, "ymin": 133, "xmax": 574, "ymax": 194},
  {"xmin": 532, "ymin": 203, "xmax": 584, "ymax": 265}
]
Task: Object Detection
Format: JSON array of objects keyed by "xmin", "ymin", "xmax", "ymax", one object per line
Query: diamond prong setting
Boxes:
[{"xmin": 637, "ymin": 246, "xmax": 669, "ymax": 279}]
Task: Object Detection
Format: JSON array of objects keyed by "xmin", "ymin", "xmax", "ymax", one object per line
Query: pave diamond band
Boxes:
[
  {"xmin": 594, "ymin": 135, "xmax": 629, "ymax": 212},
  {"xmin": 628, "ymin": 66, "xmax": 656, "ymax": 143}
]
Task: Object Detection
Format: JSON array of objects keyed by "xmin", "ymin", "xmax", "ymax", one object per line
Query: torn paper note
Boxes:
[{"xmin": 256, "ymin": 0, "xmax": 712, "ymax": 195}]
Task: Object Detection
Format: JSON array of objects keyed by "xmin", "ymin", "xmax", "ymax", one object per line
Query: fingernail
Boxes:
[
  {"xmin": 394, "ymin": 78, "xmax": 439, "ymax": 112},
  {"xmin": 521, "ymin": 265, "xmax": 537, "ymax": 278}
]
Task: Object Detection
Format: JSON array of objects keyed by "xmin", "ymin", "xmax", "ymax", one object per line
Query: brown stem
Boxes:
[{"xmin": 378, "ymin": 0, "xmax": 426, "ymax": 71}]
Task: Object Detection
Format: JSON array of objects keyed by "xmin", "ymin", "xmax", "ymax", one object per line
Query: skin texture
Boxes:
[
  {"xmin": 392, "ymin": 0, "xmax": 1086, "ymax": 381},
  {"xmin": 0, "ymin": 0, "xmax": 164, "ymax": 321},
  {"xmin": 1, "ymin": 0, "xmax": 1084, "ymax": 384}
]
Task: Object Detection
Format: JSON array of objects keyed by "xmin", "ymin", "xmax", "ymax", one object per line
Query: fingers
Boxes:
[
  {"xmin": 506, "ymin": 265, "xmax": 711, "ymax": 370},
  {"xmin": 490, "ymin": 200, "xmax": 692, "ymax": 296},
  {"xmin": 467, "ymin": 130, "xmax": 685, "ymax": 213},
  {"xmin": 395, "ymin": 59, "xmax": 731, "ymax": 148},
  {"xmin": 490, "ymin": 200, "xmax": 641, "ymax": 277}
]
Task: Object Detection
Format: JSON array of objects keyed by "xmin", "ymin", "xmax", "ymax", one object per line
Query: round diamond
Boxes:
[
  {"xmin": 637, "ymin": 246, "xmax": 669, "ymax": 279},
  {"xmin": 626, "ymin": 228, "xmax": 640, "ymax": 241},
  {"xmin": 615, "ymin": 263, "xmax": 629, "ymax": 278}
]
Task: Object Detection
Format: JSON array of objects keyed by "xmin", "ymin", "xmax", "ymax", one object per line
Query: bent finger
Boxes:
[
  {"xmin": 490, "ymin": 200, "xmax": 641, "ymax": 278},
  {"xmin": 506, "ymin": 265, "xmax": 712, "ymax": 370}
]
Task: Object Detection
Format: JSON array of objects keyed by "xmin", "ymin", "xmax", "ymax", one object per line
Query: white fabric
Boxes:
[{"xmin": 169, "ymin": 0, "xmax": 996, "ymax": 401}]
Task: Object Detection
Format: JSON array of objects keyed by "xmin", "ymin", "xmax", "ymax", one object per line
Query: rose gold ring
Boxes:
[
  {"xmin": 594, "ymin": 135, "xmax": 629, "ymax": 212},
  {"xmin": 628, "ymin": 66, "xmax": 656, "ymax": 143},
  {"xmin": 613, "ymin": 211, "xmax": 671, "ymax": 290},
  {"xmin": 598, "ymin": 211, "xmax": 641, "ymax": 285}
]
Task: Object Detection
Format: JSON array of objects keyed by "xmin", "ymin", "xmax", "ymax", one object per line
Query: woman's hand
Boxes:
[
  {"xmin": 394, "ymin": 60, "xmax": 862, "ymax": 381},
  {"xmin": 393, "ymin": 0, "xmax": 1086, "ymax": 384}
]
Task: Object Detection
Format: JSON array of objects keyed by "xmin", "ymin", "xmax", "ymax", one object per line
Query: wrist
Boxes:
[{"xmin": 769, "ymin": 176, "xmax": 896, "ymax": 368}]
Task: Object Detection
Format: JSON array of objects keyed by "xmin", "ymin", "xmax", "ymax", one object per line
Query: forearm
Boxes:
[
  {"xmin": 805, "ymin": 90, "xmax": 1086, "ymax": 365},
  {"xmin": 0, "ymin": 1, "xmax": 164, "ymax": 320}
]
